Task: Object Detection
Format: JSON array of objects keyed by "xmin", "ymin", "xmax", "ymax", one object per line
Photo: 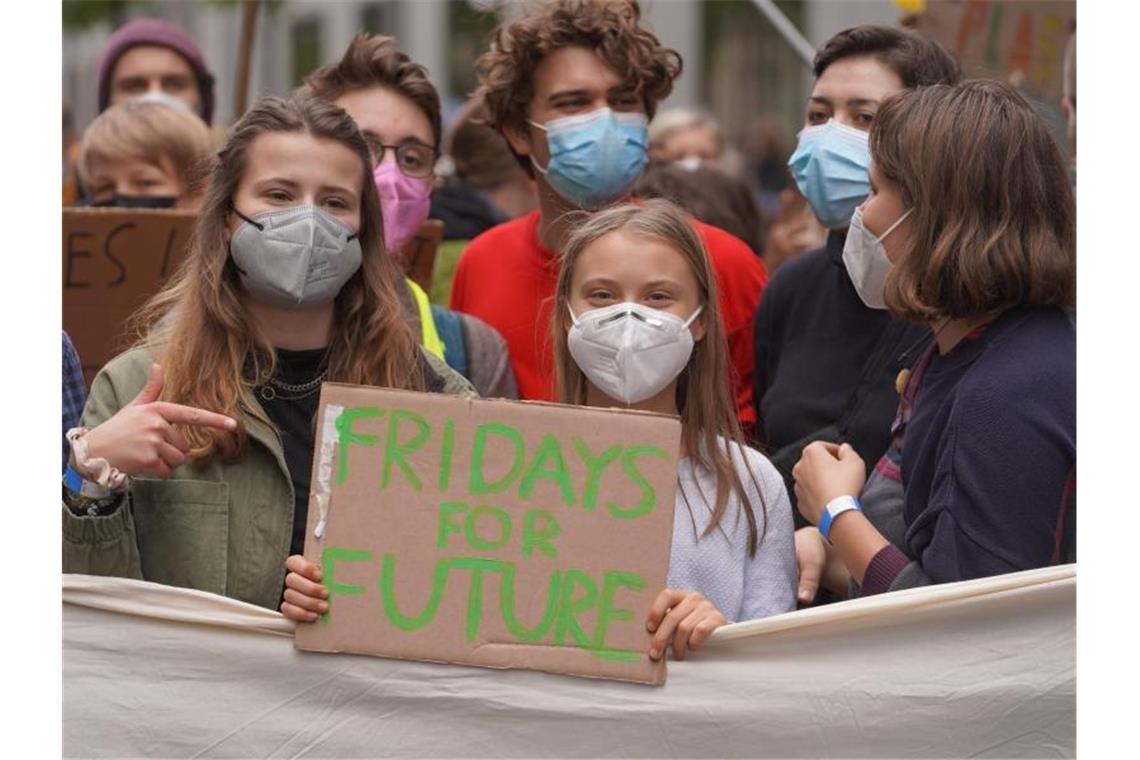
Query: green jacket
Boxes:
[{"xmin": 62, "ymin": 344, "xmax": 476, "ymax": 611}]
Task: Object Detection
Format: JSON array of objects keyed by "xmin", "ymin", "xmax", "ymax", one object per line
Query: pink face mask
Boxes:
[{"xmin": 373, "ymin": 162, "xmax": 432, "ymax": 254}]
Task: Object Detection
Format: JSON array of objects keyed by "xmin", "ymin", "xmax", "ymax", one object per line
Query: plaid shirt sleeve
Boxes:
[{"xmin": 62, "ymin": 331, "xmax": 87, "ymax": 474}]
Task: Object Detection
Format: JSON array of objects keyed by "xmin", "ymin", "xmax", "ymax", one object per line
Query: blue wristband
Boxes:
[
  {"xmin": 64, "ymin": 466, "xmax": 84, "ymax": 494},
  {"xmin": 63, "ymin": 466, "xmax": 117, "ymax": 499},
  {"xmin": 819, "ymin": 495, "xmax": 862, "ymax": 541}
]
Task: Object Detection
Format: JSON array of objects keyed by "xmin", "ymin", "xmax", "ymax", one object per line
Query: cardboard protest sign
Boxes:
[
  {"xmin": 399, "ymin": 219, "xmax": 444, "ymax": 294},
  {"xmin": 63, "ymin": 208, "xmax": 196, "ymax": 385},
  {"xmin": 295, "ymin": 384, "xmax": 681, "ymax": 685},
  {"xmin": 914, "ymin": 0, "xmax": 1075, "ymax": 101}
]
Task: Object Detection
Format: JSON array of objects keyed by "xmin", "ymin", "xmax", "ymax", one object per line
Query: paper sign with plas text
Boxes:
[
  {"xmin": 914, "ymin": 0, "xmax": 1075, "ymax": 101},
  {"xmin": 294, "ymin": 384, "xmax": 681, "ymax": 685},
  {"xmin": 399, "ymin": 218, "xmax": 444, "ymax": 294},
  {"xmin": 62, "ymin": 208, "xmax": 196, "ymax": 385}
]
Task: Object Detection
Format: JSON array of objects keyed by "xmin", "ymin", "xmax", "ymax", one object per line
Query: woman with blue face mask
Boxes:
[
  {"xmin": 750, "ymin": 27, "xmax": 961, "ymax": 592},
  {"xmin": 61, "ymin": 95, "xmax": 475, "ymax": 616},
  {"xmin": 792, "ymin": 80, "xmax": 1075, "ymax": 599}
]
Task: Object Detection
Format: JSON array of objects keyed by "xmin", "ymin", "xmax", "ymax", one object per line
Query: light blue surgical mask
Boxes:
[
  {"xmin": 528, "ymin": 107, "xmax": 649, "ymax": 209},
  {"xmin": 787, "ymin": 119, "xmax": 872, "ymax": 230}
]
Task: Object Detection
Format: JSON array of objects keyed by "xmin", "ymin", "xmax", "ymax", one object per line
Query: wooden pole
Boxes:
[{"xmin": 233, "ymin": 0, "xmax": 261, "ymax": 120}]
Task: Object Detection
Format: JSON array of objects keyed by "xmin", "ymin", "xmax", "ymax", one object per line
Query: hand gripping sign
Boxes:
[{"xmin": 295, "ymin": 384, "xmax": 681, "ymax": 685}]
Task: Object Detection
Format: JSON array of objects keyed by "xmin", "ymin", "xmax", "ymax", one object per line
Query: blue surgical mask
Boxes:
[
  {"xmin": 528, "ymin": 108, "xmax": 649, "ymax": 209},
  {"xmin": 787, "ymin": 119, "xmax": 872, "ymax": 230}
]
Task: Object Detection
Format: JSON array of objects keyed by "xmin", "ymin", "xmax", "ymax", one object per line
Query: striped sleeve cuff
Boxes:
[{"xmin": 861, "ymin": 544, "xmax": 912, "ymax": 596}]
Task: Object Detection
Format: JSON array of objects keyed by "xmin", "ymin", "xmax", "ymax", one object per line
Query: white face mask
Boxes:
[
  {"xmin": 674, "ymin": 155, "xmax": 703, "ymax": 172},
  {"xmin": 842, "ymin": 206, "xmax": 912, "ymax": 309},
  {"xmin": 567, "ymin": 301, "xmax": 703, "ymax": 405}
]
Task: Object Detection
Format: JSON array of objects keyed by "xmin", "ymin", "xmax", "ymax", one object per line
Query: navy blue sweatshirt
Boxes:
[
  {"xmin": 862, "ymin": 305, "xmax": 1076, "ymax": 592},
  {"xmin": 752, "ymin": 231, "xmax": 928, "ymax": 524}
]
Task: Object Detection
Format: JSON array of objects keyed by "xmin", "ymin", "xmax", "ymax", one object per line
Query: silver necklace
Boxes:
[{"xmin": 258, "ymin": 369, "xmax": 328, "ymax": 402}]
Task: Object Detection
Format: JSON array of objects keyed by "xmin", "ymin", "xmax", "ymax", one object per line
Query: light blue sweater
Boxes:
[{"xmin": 668, "ymin": 442, "xmax": 797, "ymax": 623}]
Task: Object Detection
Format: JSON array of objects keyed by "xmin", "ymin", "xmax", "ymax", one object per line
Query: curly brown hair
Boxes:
[{"xmin": 476, "ymin": 0, "xmax": 681, "ymax": 137}]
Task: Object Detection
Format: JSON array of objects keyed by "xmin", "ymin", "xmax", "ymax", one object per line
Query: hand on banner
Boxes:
[
  {"xmin": 82, "ymin": 363, "xmax": 237, "ymax": 479},
  {"xmin": 281, "ymin": 554, "xmax": 329, "ymax": 622},
  {"xmin": 792, "ymin": 441, "xmax": 866, "ymax": 526},
  {"xmin": 794, "ymin": 527, "xmax": 828, "ymax": 604},
  {"xmin": 646, "ymin": 589, "xmax": 727, "ymax": 661},
  {"xmin": 794, "ymin": 527, "xmax": 854, "ymax": 604}
]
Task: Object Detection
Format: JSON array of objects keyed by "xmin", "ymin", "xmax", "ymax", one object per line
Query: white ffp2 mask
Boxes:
[
  {"xmin": 567, "ymin": 301, "xmax": 703, "ymax": 405},
  {"xmin": 842, "ymin": 206, "xmax": 912, "ymax": 309}
]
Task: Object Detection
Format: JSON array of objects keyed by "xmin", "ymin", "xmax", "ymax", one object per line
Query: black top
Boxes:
[
  {"xmin": 258, "ymin": 347, "xmax": 327, "ymax": 558},
  {"xmin": 259, "ymin": 348, "xmax": 449, "ymax": 557},
  {"xmin": 752, "ymin": 231, "xmax": 929, "ymax": 524},
  {"xmin": 430, "ymin": 183, "xmax": 507, "ymax": 241}
]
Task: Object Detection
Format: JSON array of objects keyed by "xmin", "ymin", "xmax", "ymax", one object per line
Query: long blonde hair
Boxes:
[
  {"xmin": 552, "ymin": 200, "xmax": 766, "ymax": 554},
  {"xmin": 132, "ymin": 95, "xmax": 425, "ymax": 461}
]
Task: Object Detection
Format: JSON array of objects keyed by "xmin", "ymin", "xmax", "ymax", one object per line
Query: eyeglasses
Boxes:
[{"xmin": 367, "ymin": 139, "xmax": 438, "ymax": 178}]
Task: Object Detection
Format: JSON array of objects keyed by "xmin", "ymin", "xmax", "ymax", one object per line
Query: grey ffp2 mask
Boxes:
[{"xmin": 229, "ymin": 205, "xmax": 362, "ymax": 311}]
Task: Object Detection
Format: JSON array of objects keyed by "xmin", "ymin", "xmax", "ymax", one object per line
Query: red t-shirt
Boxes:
[{"xmin": 449, "ymin": 210, "xmax": 767, "ymax": 427}]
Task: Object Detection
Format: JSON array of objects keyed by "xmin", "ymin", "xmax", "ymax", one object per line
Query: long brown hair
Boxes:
[
  {"xmin": 132, "ymin": 94, "xmax": 425, "ymax": 461},
  {"xmin": 552, "ymin": 200, "xmax": 767, "ymax": 555},
  {"xmin": 872, "ymin": 80, "xmax": 1076, "ymax": 321}
]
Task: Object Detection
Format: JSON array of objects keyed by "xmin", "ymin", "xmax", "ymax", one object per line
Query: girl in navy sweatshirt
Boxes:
[{"xmin": 791, "ymin": 80, "xmax": 1076, "ymax": 599}]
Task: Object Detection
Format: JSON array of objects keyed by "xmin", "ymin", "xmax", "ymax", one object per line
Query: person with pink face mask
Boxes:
[{"xmin": 301, "ymin": 34, "xmax": 518, "ymax": 399}]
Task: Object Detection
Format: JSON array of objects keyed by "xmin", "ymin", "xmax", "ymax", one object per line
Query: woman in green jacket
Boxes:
[{"xmin": 62, "ymin": 95, "xmax": 474, "ymax": 612}]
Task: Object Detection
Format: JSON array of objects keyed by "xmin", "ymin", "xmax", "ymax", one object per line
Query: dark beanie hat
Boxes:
[{"xmin": 97, "ymin": 18, "xmax": 216, "ymax": 125}]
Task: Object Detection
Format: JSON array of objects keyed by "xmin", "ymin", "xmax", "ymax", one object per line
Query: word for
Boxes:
[{"xmin": 437, "ymin": 502, "xmax": 562, "ymax": 559}]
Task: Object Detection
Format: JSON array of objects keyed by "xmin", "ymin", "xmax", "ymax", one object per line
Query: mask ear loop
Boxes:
[
  {"xmin": 226, "ymin": 204, "xmax": 263, "ymax": 275},
  {"xmin": 523, "ymin": 119, "xmax": 552, "ymax": 176},
  {"xmin": 682, "ymin": 304, "xmax": 705, "ymax": 328},
  {"xmin": 876, "ymin": 207, "xmax": 913, "ymax": 244},
  {"xmin": 229, "ymin": 204, "xmax": 265, "ymax": 231},
  {"xmin": 566, "ymin": 304, "xmax": 581, "ymax": 326}
]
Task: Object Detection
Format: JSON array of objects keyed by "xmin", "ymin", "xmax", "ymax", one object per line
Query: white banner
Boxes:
[{"xmin": 63, "ymin": 567, "xmax": 1075, "ymax": 758}]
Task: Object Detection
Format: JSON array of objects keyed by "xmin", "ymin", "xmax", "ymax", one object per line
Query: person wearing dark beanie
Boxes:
[{"xmin": 97, "ymin": 18, "xmax": 216, "ymax": 125}]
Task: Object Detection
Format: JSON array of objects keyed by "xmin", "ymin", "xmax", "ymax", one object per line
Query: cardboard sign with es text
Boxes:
[
  {"xmin": 62, "ymin": 208, "xmax": 196, "ymax": 385},
  {"xmin": 295, "ymin": 384, "xmax": 681, "ymax": 685}
]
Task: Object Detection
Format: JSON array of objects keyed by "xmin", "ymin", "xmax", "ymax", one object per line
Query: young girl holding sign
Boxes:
[
  {"xmin": 552, "ymin": 200, "xmax": 797, "ymax": 661},
  {"xmin": 279, "ymin": 198, "xmax": 797, "ymax": 649},
  {"xmin": 62, "ymin": 95, "xmax": 473, "ymax": 611}
]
